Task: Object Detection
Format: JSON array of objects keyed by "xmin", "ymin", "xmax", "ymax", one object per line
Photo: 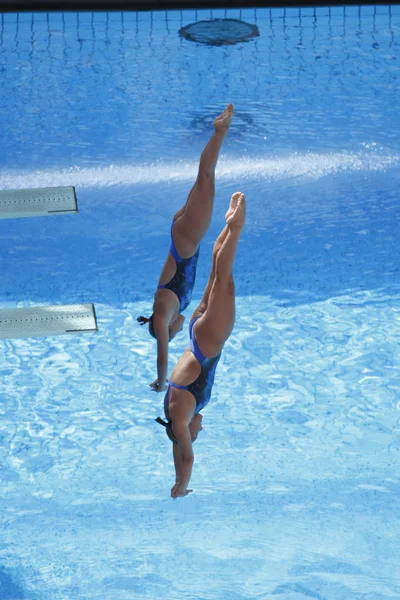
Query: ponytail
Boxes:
[
  {"xmin": 137, "ymin": 316, "xmax": 151, "ymax": 326},
  {"xmin": 155, "ymin": 416, "xmax": 178, "ymax": 444},
  {"xmin": 137, "ymin": 314, "xmax": 156, "ymax": 339}
]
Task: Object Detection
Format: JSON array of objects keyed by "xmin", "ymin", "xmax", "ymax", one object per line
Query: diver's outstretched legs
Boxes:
[
  {"xmin": 172, "ymin": 105, "xmax": 234, "ymax": 258},
  {"xmin": 191, "ymin": 224, "xmax": 229, "ymax": 319},
  {"xmin": 193, "ymin": 192, "xmax": 246, "ymax": 355}
]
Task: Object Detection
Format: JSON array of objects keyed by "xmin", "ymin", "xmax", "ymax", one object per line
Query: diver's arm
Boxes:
[
  {"xmin": 152, "ymin": 316, "xmax": 169, "ymax": 392},
  {"xmin": 173, "ymin": 442, "xmax": 184, "ymax": 483},
  {"xmin": 172, "ymin": 422, "xmax": 194, "ymax": 492},
  {"xmin": 171, "ymin": 442, "xmax": 193, "ymax": 498}
]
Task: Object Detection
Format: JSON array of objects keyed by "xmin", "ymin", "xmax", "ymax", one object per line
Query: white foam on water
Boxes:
[{"xmin": 0, "ymin": 151, "xmax": 398, "ymax": 190}]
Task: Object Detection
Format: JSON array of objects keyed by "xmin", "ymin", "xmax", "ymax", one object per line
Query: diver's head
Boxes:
[
  {"xmin": 137, "ymin": 314, "xmax": 155, "ymax": 338},
  {"xmin": 189, "ymin": 413, "xmax": 203, "ymax": 441},
  {"xmin": 156, "ymin": 413, "xmax": 203, "ymax": 444},
  {"xmin": 168, "ymin": 314, "xmax": 185, "ymax": 342},
  {"xmin": 156, "ymin": 416, "xmax": 178, "ymax": 444},
  {"xmin": 138, "ymin": 314, "xmax": 185, "ymax": 341}
]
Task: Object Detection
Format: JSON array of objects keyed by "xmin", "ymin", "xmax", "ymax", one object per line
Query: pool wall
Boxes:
[{"xmin": 0, "ymin": 0, "xmax": 387, "ymax": 14}]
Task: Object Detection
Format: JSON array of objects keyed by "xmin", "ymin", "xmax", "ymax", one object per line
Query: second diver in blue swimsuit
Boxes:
[
  {"xmin": 138, "ymin": 104, "xmax": 234, "ymax": 393},
  {"xmin": 156, "ymin": 192, "xmax": 246, "ymax": 498}
]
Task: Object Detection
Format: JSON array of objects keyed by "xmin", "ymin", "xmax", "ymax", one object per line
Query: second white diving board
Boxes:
[{"xmin": 0, "ymin": 186, "xmax": 78, "ymax": 219}]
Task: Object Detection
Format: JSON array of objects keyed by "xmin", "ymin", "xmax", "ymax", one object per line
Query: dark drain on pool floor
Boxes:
[{"xmin": 179, "ymin": 19, "xmax": 260, "ymax": 46}]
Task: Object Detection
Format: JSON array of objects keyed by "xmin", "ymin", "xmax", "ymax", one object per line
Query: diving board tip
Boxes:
[
  {"xmin": 0, "ymin": 303, "xmax": 97, "ymax": 340},
  {"xmin": 0, "ymin": 186, "xmax": 78, "ymax": 219}
]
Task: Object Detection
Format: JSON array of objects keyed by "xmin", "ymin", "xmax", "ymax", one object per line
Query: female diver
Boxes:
[
  {"xmin": 138, "ymin": 105, "xmax": 234, "ymax": 393},
  {"xmin": 156, "ymin": 192, "xmax": 246, "ymax": 498}
]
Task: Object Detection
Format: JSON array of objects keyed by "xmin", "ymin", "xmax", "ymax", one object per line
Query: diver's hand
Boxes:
[
  {"xmin": 149, "ymin": 379, "xmax": 167, "ymax": 392},
  {"xmin": 171, "ymin": 483, "xmax": 193, "ymax": 499}
]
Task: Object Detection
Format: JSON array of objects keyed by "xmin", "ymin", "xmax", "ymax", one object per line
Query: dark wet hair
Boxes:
[
  {"xmin": 155, "ymin": 416, "xmax": 178, "ymax": 444},
  {"xmin": 137, "ymin": 314, "xmax": 156, "ymax": 339}
]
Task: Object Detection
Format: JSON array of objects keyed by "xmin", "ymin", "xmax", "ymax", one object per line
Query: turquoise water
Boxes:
[{"xmin": 0, "ymin": 6, "xmax": 400, "ymax": 599}]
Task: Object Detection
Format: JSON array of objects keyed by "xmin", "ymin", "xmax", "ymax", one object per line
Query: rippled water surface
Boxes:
[{"xmin": 0, "ymin": 5, "xmax": 400, "ymax": 600}]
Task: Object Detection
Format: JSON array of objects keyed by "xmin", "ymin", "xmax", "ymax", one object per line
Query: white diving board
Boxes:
[
  {"xmin": 0, "ymin": 186, "xmax": 78, "ymax": 219},
  {"xmin": 0, "ymin": 304, "xmax": 97, "ymax": 340}
]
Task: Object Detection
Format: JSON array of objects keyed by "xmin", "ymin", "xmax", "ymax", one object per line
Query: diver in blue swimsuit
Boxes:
[
  {"xmin": 164, "ymin": 317, "xmax": 221, "ymax": 415},
  {"xmin": 138, "ymin": 104, "xmax": 234, "ymax": 393},
  {"xmin": 156, "ymin": 222, "xmax": 200, "ymax": 314},
  {"xmin": 156, "ymin": 192, "xmax": 246, "ymax": 499}
]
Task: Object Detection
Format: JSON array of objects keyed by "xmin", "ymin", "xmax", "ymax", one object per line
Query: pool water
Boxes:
[{"xmin": 0, "ymin": 5, "xmax": 400, "ymax": 599}]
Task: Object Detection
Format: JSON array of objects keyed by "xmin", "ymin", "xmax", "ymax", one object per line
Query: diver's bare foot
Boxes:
[
  {"xmin": 214, "ymin": 104, "xmax": 234, "ymax": 133},
  {"xmin": 225, "ymin": 191, "xmax": 241, "ymax": 221},
  {"xmin": 226, "ymin": 192, "xmax": 246, "ymax": 230}
]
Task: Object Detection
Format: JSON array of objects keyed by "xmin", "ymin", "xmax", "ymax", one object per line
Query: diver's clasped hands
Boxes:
[
  {"xmin": 149, "ymin": 378, "xmax": 168, "ymax": 392},
  {"xmin": 171, "ymin": 482, "xmax": 193, "ymax": 499}
]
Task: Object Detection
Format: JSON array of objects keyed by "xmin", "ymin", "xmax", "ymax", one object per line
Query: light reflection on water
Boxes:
[{"xmin": 0, "ymin": 149, "xmax": 398, "ymax": 190}]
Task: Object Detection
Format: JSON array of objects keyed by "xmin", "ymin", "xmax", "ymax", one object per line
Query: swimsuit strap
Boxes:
[
  {"xmin": 169, "ymin": 221, "xmax": 182, "ymax": 263},
  {"xmin": 169, "ymin": 380, "xmax": 188, "ymax": 391},
  {"xmin": 157, "ymin": 222, "xmax": 182, "ymax": 290},
  {"xmin": 189, "ymin": 317, "xmax": 206, "ymax": 364}
]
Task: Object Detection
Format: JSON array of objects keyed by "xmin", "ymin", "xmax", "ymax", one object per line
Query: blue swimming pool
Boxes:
[{"xmin": 0, "ymin": 5, "xmax": 399, "ymax": 599}]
